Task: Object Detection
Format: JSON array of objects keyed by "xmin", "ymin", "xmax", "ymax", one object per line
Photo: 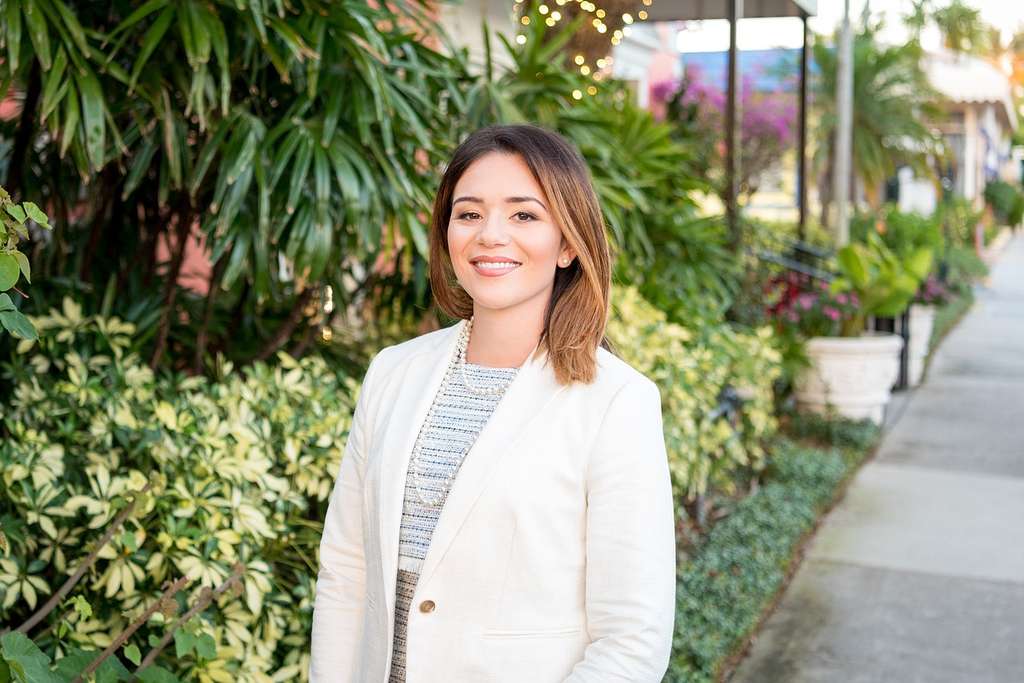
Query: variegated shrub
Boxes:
[
  {"xmin": 607, "ymin": 286, "xmax": 782, "ymax": 500},
  {"xmin": 1, "ymin": 297, "xmax": 364, "ymax": 681}
]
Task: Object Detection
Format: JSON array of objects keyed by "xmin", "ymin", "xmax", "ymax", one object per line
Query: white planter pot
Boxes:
[
  {"xmin": 794, "ymin": 333, "xmax": 905, "ymax": 425},
  {"xmin": 907, "ymin": 303, "xmax": 936, "ymax": 386}
]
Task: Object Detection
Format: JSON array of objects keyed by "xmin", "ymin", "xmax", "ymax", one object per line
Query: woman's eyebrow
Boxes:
[{"xmin": 452, "ymin": 195, "xmax": 548, "ymax": 211}]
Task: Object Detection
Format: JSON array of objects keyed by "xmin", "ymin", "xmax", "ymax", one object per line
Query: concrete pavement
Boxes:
[{"xmin": 730, "ymin": 233, "xmax": 1024, "ymax": 683}]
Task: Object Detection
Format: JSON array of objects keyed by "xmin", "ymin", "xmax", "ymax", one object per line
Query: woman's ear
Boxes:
[{"xmin": 559, "ymin": 239, "xmax": 576, "ymax": 267}]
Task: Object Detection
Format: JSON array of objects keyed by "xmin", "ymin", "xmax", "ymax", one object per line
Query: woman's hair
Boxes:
[{"xmin": 428, "ymin": 123, "xmax": 615, "ymax": 386}]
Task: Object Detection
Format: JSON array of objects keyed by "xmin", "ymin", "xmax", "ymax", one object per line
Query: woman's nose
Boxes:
[{"xmin": 476, "ymin": 214, "xmax": 510, "ymax": 245}]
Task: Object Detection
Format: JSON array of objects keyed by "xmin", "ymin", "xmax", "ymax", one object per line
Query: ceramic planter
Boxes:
[
  {"xmin": 794, "ymin": 333, "xmax": 905, "ymax": 425},
  {"xmin": 907, "ymin": 303, "xmax": 936, "ymax": 386}
]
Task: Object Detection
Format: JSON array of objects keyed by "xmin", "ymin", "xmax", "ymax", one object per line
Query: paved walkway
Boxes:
[{"xmin": 731, "ymin": 233, "xmax": 1024, "ymax": 683}]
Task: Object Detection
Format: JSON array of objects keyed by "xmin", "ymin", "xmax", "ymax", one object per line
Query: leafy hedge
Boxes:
[
  {"xmin": 665, "ymin": 416, "xmax": 880, "ymax": 682},
  {"xmin": 608, "ymin": 287, "xmax": 782, "ymax": 500},
  {"xmin": 1, "ymin": 297, "xmax": 362, "ymax": 680}
]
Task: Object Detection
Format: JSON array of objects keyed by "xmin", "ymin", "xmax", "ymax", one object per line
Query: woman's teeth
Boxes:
[{"xmin": 476, "ymin": 261, "xmax": 519, "ymax": 269}]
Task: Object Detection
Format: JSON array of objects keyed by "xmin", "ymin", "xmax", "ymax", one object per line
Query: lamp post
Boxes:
[{"xmin": 834, "ymin": 0, "xmax": 853, "ymax": 246}]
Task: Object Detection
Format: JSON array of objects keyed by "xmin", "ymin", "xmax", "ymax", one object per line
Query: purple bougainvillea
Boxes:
[{"xmin": 653, "ymin": 65, "xmax": 797, "ymax": 202}]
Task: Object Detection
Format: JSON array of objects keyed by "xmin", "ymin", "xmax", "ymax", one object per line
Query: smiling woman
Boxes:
[{"xmin": 311, "ymin": 124, "xmax": 676, "ymax": 683}]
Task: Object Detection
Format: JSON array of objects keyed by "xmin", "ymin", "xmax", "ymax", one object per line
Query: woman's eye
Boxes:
[
  {"xmin": 514, "ymin": 211, "xmax": 537, "ymax": 221},
  {"xmin": 457, "ymin": 211, "xmax": 480, "ymax": 220}
]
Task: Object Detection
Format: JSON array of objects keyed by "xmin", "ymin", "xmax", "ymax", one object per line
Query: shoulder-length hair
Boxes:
[{"xmin": 428, "ymin": 123, "xmax": 616, "ymax": 386}]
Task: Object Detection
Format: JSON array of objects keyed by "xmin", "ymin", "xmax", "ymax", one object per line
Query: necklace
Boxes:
[{"xmin": 409, "ymin": 316, "xmax": 517, "ymax": 507}]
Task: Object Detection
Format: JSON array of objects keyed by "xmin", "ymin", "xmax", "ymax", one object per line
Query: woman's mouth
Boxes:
[{"xmin": 471, "ymin": 260, "xmax": 521, "ymax": 277}]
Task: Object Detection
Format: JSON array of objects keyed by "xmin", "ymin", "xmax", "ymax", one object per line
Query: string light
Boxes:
[{"xmin": 507, "ymin": 0, "xmax": 658, "ymax": 97}]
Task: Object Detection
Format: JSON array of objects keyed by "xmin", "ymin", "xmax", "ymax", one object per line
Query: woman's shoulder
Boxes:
[
  {"xmin": 367, "ymin": 321, "xmax": 458, "ymax": 377},
  {"xmin": 586, "ymin": 346, "xmax": 660, "ymax": 406}
]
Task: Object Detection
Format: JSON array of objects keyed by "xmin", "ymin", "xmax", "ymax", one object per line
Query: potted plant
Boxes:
[
  {"xmin": 907, "ymin": 273, "xmax": 952, "ymax": 386},
  {"xmin": 789, "ymin": 232, "xmax": 933, "ymax": 424}
]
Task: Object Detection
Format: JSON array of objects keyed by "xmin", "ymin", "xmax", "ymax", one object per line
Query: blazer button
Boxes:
[{"xmin": 419, "ymin": 600, "xmax": 436, "ymax": 613}]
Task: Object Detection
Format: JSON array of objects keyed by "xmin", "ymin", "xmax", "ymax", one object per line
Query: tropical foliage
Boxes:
[
  {"xmin": 812, "ymin": 16, "xmax": 945, "ymax": 217},
  {"xmin": 0, "ymin": 0, "xmax": 467, "ymax": 370}
]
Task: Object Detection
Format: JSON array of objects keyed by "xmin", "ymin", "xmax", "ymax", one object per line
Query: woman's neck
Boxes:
[{"xmin": 464, "ymin": 310, "xmax": 543, "ymax": 368}]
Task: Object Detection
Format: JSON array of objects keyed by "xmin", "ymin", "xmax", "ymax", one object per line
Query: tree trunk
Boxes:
[
  {"xmin": 252, "ymin": 287, "xmax": 315, "ymax": 362},
  {"xmin": 149, "ymin": 202, "xmax": 194, "ymax": 370}
]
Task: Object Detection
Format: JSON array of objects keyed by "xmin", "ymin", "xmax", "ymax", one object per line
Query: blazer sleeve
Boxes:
[
  {"xmin": 310, "ymin": 347, "xmax": 386, "ymax": 682},
  {"xmin": 564, "ymin": 377, "xmax": 677, "ymax": 682}
]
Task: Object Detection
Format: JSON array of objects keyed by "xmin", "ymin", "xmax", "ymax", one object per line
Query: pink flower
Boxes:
[
  {"xmin": 786, "ymin": 310, "xmax": 799, "ymax": 322},
  {"xmin": 824, "ymin": 307, "xmax": 840, "ymax": 321},
  {"xmin": 798, "ymin": 293, "xmax": 816, "ymax": 310},
  {"xmin": 835, "ymin": 293, "xmax": 848, "ymax": 305}
]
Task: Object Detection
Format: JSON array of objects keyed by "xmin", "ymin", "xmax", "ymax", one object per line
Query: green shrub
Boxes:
[
  {"xmin": 1, "ymin": 297, "xmax": 363, "ymax": 679},
  {"xmin": 850, "ymin": 205, "xmax": 945, "ymax": 262},
  {"xmin": 941, "ymin": 245, "xmax": 988, "ymax": 295},
  {"xmin": 607, "ymin": 286, "xmax": 782, "ymax": 500},
  {"xmin": 983, "ymin": 179, "xmax": 1024, "ymax": 226},
  {"xmin": 936, "ymin": 197, "xmax": 984, "ymax": 246}
]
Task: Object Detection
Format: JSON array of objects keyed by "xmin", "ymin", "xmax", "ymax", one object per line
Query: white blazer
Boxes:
[{"xmin": 310, "ymin": 318, "xmax": 676, "ymax": 682}]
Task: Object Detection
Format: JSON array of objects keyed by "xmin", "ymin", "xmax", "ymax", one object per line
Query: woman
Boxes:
[{"xmin": 310, "ymin": 123, "xmax": 676, "ymax": 682}]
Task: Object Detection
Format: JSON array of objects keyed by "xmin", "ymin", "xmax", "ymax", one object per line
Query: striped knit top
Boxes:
[{"xmin": 387, "ymin": 359, "xmax": 519, "ymax": 683}]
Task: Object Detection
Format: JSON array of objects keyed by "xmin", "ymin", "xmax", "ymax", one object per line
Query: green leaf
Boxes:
[
  {"xmin": 173, "ymin": 626, "xmax": 197, "ymax": 658},
  {"xmin": 0, "ymin": 631, "xmax": 59, "ymax": 683},
  {"xmin": 50, "ymin": 0, "xmax": 90, "ymax": 57},
  {"xmin": 23, "ymin": 0, "xmax": 51, "ymax": 71},
  {"xmin": 0, "ymin": 303, "xmax": 36, "ymax": 336},
  {"xmin": 286, "ymin": 135, "xmax": 313, "ymax": 215},
  {"xmin": 195, "ymin": 633, "xmax": 216, "ymax": 660},
  {"xmin": 197, "ymin": 5, "xmax": 229, "ymax": 115},
  {"xmin": 905, "ymin": 246, "xmax": 933, "ymax": 282},
  {"xmin": 13, "ymin": 251, "xmax": 30, "ymax": 284},
  {"xmin": 0, "ymin": 253, "xmax": 20, "ymax": 290},
  {"xmin": 136, "ymin": 665, "xmax": 178, "ymax": 683},
  {"xmin": 60, "ymin": 83, "xmax": 79, "ymax": 158},
  {"xmin": 76, "ymin": 68, "xmax": 106, "ymax": 171},
  {"xmin": 122, "ymin": 135, "xmax": 158, "ymax": 200},
  {"xmin": 4, "ymin": 204, "xmax": 26, "ymax": 224},
  {"xmin": 5, "ymin": 0, "xmax": 22, "ymax": 74},
  {"xmin": 123, "ymin": 643, "xmax": 141, "ymax": 666},
  {"xmin": 0, "ymin": 293, "xmax": 15, "ymax": 312},
  {"xmin": 836, "ymin": 244, "xmax": 869, "ymax": 289},
  {"xmin": 189, "ymin": 117, "xmax": 232, "ymax": 197},
  {"xmin": 22, "ymin": 201, "xmax": 49, "ymax": 227},
  {"xmin": 129, "ymin": 5, "xmax": 174, "ymax": 92},
  {"xmin": 40, "ymin": 47, "xmax": 68, "ymax": 124}
]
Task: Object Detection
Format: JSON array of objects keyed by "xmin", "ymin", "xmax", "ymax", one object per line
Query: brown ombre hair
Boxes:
[{"xmin": 428, "ymin": 123, "xmax": 616, "ymax": 386}]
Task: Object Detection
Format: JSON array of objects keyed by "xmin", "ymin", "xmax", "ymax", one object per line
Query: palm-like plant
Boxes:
[
  {"xmin": 932, "ymin": 0, "xmax": 990, "ymax": 56},
  {"xmin": 0, "ymin": 0, "xmax": 469, "ymax": 371},
  {"xmin": 812, "ymin": 17, "xmax": 946, "ymax": 221}
]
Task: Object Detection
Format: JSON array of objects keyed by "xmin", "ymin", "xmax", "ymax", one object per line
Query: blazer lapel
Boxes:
[{"xmin": 375, "ymin": 318, "xmax": 567, "ymax": 616}]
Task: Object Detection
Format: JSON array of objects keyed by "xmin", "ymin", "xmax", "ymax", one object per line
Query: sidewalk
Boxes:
[{"xmin": 731, "ymin": 233, "xmax": 1024, "ymax": 682}]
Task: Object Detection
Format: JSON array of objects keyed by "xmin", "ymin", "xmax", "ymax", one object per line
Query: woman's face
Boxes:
[{"xmin": 447, "ymin": 151, "xmax": 575, "ymax": 317}]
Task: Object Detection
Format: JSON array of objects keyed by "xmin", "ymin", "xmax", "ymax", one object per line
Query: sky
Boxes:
[{"xmin": 676, "ymin": 0, "xmax": 1024, "ymax": 53}]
